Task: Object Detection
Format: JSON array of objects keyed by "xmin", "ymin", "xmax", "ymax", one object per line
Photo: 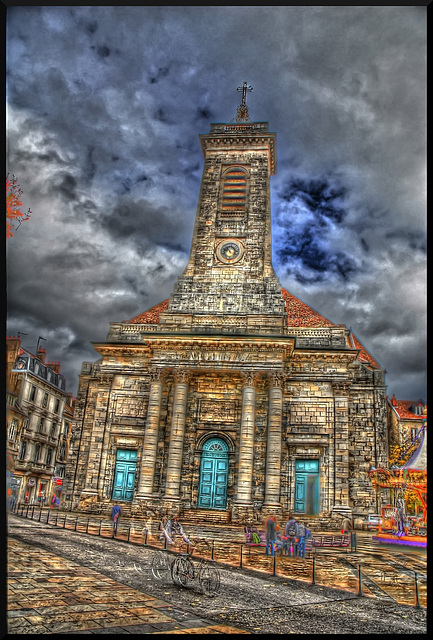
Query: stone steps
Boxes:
[{"xmin": 181, "ymin": 508, "xmax": 231, "ymax": 525}]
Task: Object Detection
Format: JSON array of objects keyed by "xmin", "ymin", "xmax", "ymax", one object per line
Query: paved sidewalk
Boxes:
[{"xmin": 7, "ymin": 538, "xmax": 250, "ymax": 634}]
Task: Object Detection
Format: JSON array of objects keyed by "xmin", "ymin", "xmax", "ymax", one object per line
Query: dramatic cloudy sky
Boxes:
[{"xmin": 6, "ymin": 6, "xmax": 426, "ymax": 401}]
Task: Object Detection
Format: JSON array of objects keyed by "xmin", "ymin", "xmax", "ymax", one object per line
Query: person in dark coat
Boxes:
[{"xmin": 265, "ymin": 515, "xmax": 277, "ymax": 556}]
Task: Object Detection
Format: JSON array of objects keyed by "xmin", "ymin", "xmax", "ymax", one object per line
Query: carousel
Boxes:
[{"xmin": 368, "ymin": 422, "xmax": 427, "ymax": 548}]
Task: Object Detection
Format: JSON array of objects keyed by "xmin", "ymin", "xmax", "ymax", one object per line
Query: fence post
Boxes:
[
  {"xmin": 211, "ymin": 540, "xmax": 215, "ymax": 561},
  {"xmin": 26, "ymin": 505, "xmax": 30, "ymax": 518},
  {"xmin": 38, "ymin": 508, "xmax": 42, "ymax": 522},
  {"xmin": 54, "ymin": 513, "xmax": 58, "ymax": 526},
  {"xmin": 414, "ymin": 572, "xmax": 420, "ymax": 609},
  {"xmin": 357, "ymin": 564, "xmax": 363, "ymax": 597},
  {"xmin": 128, "ymin": 523, "xmax": 131, "ymax": 542},
  {"xmin": 310, "ymin": 556, "xmax": 316, "ymax": 586},
  {"xmin": 31, "ymin": 506, "xmax": 35, "ymax": 519},
  {"xmin": 164, "ymin": 535, "xmax": 167, "ymax": 550},
  {"xmin": 351, "ymin": 532, "xmax": 357, "ymax": 552},
  {"xmin": 144, "ymin": 527, "xmax": 148, "ymax": 546},
  {"xmin": 46, "ymin": 510, "xmax": 50, "ymax": 524},
  {"xmin": 62, "ymin": 515, "xmax": 66, "ymax": 529},
  {"xmin": 240, "ymin": 544, "xmax": 243, "ymax": 569},
  {"xmin": 272, "ymin": 553, "xmax": 277, "ymax": 576},
  {"xmin": 74, "ymin": 517, "xmax": 78, "ymax": 531}
]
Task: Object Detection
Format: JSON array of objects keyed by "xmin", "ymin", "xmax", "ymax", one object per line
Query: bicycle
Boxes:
[{"xmin": 151, "ymin": 549, "xmax": 220, "ymax": 596}]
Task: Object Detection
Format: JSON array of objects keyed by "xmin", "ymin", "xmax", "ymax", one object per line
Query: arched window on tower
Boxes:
[{"xmin": 219, "ymin": 166, "xmax": 248, "ymax": 216}]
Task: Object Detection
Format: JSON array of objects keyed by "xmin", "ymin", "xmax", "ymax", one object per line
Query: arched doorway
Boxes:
[{"xmin": 198, "ymin": 438, "xmax": 229, "ymax": 510}]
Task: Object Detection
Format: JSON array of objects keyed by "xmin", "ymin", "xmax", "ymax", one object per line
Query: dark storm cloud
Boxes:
[
  {"xmin": 275, "ymin": 177, "xmax": 360, "ymax": 284},
  {"xmin": 6, "ymin": 5, "xmax": 426, "ymax": 401}
]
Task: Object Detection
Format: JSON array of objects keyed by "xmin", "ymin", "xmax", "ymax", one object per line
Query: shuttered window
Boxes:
[{"xmin": 220, "ymin": 167, "xmax": 247, "ymax": 214}]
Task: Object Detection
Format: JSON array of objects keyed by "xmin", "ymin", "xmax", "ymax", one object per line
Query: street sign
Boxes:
[{"xmin": 56, "ymin": 479, "xmax": 62, "ymax": 485}]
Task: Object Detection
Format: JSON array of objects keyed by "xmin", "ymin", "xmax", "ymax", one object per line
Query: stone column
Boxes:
[
  {"xmin": 136, "ymin": 369, "xmax": 164, "ymax": 499},
  {"xmin": 264, "ymin": 373, "xmax": 284, "ymax": 508},
  {"xmin": 81, "ymin": 374, "xmax": 113, "ymax": 497},
  {"xmin": 235, "ymin": 372, "xmax": 257, "ymax": 505},
  {"xmin": 164, "ymin": 369, "xmax": 190, "ymax": 504},
  {"xmin": 332, "ymin": 382, "xmax": 350, "ymax": 509}
]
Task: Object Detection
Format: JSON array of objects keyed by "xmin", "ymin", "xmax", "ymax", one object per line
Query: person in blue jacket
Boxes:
[{"xmin": 111, "ymin": 503, "xmax": 121, "ymax": 533}]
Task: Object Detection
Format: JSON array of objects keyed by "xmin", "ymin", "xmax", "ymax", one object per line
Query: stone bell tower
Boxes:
[{"xmin": 159, "ymin": 82, "xmax": 286, "ymax": 335}]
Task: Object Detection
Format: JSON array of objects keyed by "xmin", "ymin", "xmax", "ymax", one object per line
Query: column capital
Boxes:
[
  {"xmin": 267, "ymin": 371, "xmax": 285, "ymax": 389},
  {"xmin": 174, "ymin": 367, "xmax": 191, "ymax": 385},
  {"xmin": 149, "ymin": 367, "xmax": 167, "ymax": 383},
  {"xmin": 241, "ymin": 371, "xmax": 259, "ymax": 388}
]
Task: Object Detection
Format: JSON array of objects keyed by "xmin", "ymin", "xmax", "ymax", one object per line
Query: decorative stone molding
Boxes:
[{"xmin": 332, "ymin": 381, "xmax": 351, "ymax": 396}]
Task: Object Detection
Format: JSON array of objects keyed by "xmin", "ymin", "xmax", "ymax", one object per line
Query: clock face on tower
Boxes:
[{"xmin": 215, "ymin": 239, "xmax": 244, "ymax": 264}]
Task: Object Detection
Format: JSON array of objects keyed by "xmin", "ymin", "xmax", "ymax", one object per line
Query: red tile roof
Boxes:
[
  {"xmin": 281, "ymin": 288, "xmax": 334, "ymax": 327},
  {"xmin": 388, "ymin": 398, "xmax": 426, "ymax": 421},
  {"xmin": 126, "ymin": 288, "xmax": 380, "ymax": 369},
  {"xmin": 128, "ymin": 288, "xmax": 336, "ymax": 327},
  {"xmin": 128, "ymin": 298, "xmax": 170, "ymax": 324},
  {"xmin": 349, "ymin": 333, "xmax": 381, "ymax": 369}
]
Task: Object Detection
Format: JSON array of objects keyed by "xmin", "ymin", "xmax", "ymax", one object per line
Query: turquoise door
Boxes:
[
  {"xmin": 198, "ymin": 438, "xmax": 229, "ymax": 510},
  {"xmin": 112, "ymin": 449, "xmax": 137, "ymax": 501},
  {"xmin": 294, "ymin": 459, "xmax": 319, "ymax": 514}
]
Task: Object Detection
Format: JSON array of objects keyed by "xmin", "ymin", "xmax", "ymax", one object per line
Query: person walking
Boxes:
[
  {"xmin": 111, "ymin": 502, "xmax": 121, "ymax": 534},
  {"xmin": 341, "ymin": 516, "xmax": 352, "ymax": 534},
  {"xmin": 297, "ymin": 520, "xmax": 307, "ymax": 558},
  {"xmin": 265, "ymin": 515, "xmax": 277, "ymax": 556}
]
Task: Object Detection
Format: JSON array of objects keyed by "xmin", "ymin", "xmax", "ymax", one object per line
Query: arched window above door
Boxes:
[{"xmin": 203, "ymin": 437, "xmax": 229, "ymax": 452}]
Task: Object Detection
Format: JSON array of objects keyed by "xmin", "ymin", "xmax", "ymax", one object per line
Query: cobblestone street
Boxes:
[{"xmin": 6, "ymin": 513, "xmax": 427, "ymax": 634}]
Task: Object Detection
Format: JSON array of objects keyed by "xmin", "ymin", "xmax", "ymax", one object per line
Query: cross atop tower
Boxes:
[
  {"xmin": 237, "ymin": 81, "xmax": 253, "ymax": 106},
  {"xmin": 234, "ymin": 81, "xmax": 253, "ymax": 122}
]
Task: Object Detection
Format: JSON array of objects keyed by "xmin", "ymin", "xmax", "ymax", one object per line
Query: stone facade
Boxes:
[
  {"xmin": 6, "ymin": 337, "xmax": 70, "ymax": 507},
  {"xmin": 63, "ymin": 117, "xmax": 388, "ymax": 524}
]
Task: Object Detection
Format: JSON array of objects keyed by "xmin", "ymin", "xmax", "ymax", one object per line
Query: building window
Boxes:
[
  {"xmin": 46, "ymin": 449, "xmax": 52, "ymax": 466},
  {"xmin": 18, "ymin": 441, "xmax": 27, "ymax": 460},
  {"xmin": 7, "ymin": 393, "xmax": 16, "ymax": 407},
  {"xmin": 50, "ymin": 423, "xmax": 56, "ymax": 438},
  {"xmin": 29, "ymin": 386, "xmax": 36, "ymax": 402},
  {"xmin": 59, "ymin": 443, "xmax": 66, "ymax": 461},
  {"xmin": 8, "ymin": 419, "xmax": 18, "ymax": 441},
  {"xmin": 411, "ymin": 428, "xmax": 419, "ymax": 441},
  {"xmin": 42, "ymin": 392, "xmax": 49, "ymax": 408},
  {"xmin": 38, "ymin": 418, "xmax": 45, "ymax": 433},
  {"xmin": 33, "ymin": 445, "xmax": 41, "ymax": 463},
  {"xmin": 55, "ymin": 398, "xmax": 60, "ymax": 413},
  {"xmin": 23, "ymin": 418, "xmax": 29, "ymax": 430}
]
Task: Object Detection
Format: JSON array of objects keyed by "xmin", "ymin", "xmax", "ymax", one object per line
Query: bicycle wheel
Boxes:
[
  {"xmin": 151, "ymin": 551, "xmax": 171, "ymax": 581},
  {"xmin": 171, "ymin": 555, "xmax": 195, "ymax": 587},
  {"xmin": 198, "ymin": 563, "xmax": 220, "ymax": 596}
]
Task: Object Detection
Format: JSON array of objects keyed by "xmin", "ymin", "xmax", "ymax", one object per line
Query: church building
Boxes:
[{"xmin": 64, "ymin": 85, "xmax": 388, "ymax": 525}]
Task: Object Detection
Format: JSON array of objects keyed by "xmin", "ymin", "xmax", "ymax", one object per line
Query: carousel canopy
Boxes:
[{"xmin": 401, "ymin": 424, "xmax": 427, "ymax": 471}]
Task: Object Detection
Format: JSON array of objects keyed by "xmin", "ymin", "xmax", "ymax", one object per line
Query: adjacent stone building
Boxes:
[
  {"xmin": 387, "ymin": 395, "xmax": 427, "ymax": 450},
  {"xmin": 64, "ymin": 96, "xmax": 388, "ymax": 524},
  {"xmin": 6, "ymin": 336, "xmax": 70, "ymax": 506}
]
